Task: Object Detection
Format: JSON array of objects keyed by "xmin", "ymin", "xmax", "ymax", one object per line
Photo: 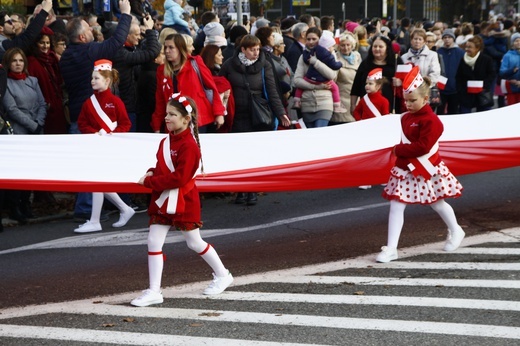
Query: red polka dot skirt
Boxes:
[{"xmin": 382, "ymin": 162, "xmax": 463, "ymax": 205}]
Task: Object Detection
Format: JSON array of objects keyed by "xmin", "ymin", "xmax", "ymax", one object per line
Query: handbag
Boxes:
[
  {"xmin": 190, "ymin": 59, "xmax": 214, "ymax": 103},
  {"xmin": 243, "ymin": 68, "xmax": 274, "ymax": 131},
  {"xmin": 477, "ymin": 90, "xmax": 494, "ymax": 108}
]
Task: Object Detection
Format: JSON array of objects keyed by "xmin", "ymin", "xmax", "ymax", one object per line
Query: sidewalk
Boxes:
[{"xmin": 1, "ymin": 192, "xmax": 76, "ymax": 228}]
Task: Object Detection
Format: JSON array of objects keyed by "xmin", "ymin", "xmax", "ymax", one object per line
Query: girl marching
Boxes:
[{"xmin": 131, "ymin": 94, "xmax": 233, "ymax": 307}]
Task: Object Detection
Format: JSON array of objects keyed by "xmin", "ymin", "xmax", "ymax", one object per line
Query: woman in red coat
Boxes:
[
  {"xmin": 27, "ymin": 27, "xmax": 67, "ymax": 134},
  {"xmin": 151, "ymin": 33, "xmax": 226, "ymax": 133}
]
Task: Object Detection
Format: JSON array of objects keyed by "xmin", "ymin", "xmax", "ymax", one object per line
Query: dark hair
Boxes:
[
  {"xmin": 229, "ymin": 25, "xmax": 248, "ymax": 45},
  {"xmin": 3, "ymin": 47, "xmax": 29, "ymax": 75},
  {"xmin": 27, "ymin": 33, "xmax": 54, "ymax": 57},
  {"xmin": 367, "ymin": 35, "xmax": 396, "ymax": 65},
  {"xmin": 320, "ymin": 16, "xmax": 334, "ymax": 31},
  {"xmin": 0, "ymin": 11, "xmax": 6, "ymax": 27},
  {"xmin": 255, "ymin": 26, "xmax": 273, "ymax": 47},
  {"xmin": 200, "ymin": 44, "xmax": 220, "ymax": 73},
  {"xmin": 306, "ymin": 27, "xmax": 321, "ymax": 38},
  {"xmin": 66, "ymin": 17, "xmax": 84, "ymax": 43},
  {"xmin": 201, "ymin": 11, "xmax": 217, "ymax": 26},
  {"xmin": 299, "ymin": 14, "xmax": 314, "ymax": 26}
]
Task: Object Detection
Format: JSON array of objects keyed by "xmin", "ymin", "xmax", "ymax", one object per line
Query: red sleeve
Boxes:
[
  {"xmin": 151, "ymin": 65, "xmax": 167, "ymax": 132},
  {"xmin": 77, "ymin": 102, "xmax": 98, "ymax": 134},
  {"xmin": 352, "ymin": 98, "xmax": 364, "ymax": 121},
  {"xmin": 395, "ymin": 113, "xmax": 444, "ymax": 158}
]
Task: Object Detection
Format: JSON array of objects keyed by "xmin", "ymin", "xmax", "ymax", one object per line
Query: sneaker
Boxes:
[
  {"xmin": 444, "ymin": 227, "xmax": 465, "ymax": 252},
  {"xmin": 203, "ymin": 271, "xmax": 234, "ymax": 295},
  {"xmin": 112, "ymin": 207, "xmax": 136, "ymax": 228},
  {"xmin": 376, "ymin": 246, "xmax": 398, "ymax": 263},
  {"xmin": 130, "ymin": 289, "xmax": 163, "ymax": 307},
  {"xmin": 358, "ymin": 185, "xmax": 372, "ymax": 190},
  {"xmin": 74, "ymin": 220, "xmax": 102, "ymax": 233}
]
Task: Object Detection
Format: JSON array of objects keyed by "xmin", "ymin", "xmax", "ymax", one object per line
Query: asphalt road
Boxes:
[{"xmin": 1, "ymin": 167, "xmax": 519, "ymax": 310}]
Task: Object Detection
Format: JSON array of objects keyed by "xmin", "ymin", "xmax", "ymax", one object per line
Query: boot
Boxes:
[
  {"xmin": 10, "ymin": 207, "xmax": 27, "ymax": 224},
  {"xmin": 246, "ymin": 193, "xmax": 258, "ymax": 206},
  {"xmin": 234, "ymin": 193, "xmax": 247, "ymax": 204}
]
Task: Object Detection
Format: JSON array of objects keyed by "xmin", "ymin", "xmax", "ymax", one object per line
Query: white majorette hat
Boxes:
[
  {"xmin": 94, "ymin": 59, "xmax": 112, "ymax": 71},
  {"xmin": 403, "ymin": 65, "xmax": 424, "ymax": 94},
  {"xmin": 367, "ymin": 68, "xmax": 383, "ymax": 81}
]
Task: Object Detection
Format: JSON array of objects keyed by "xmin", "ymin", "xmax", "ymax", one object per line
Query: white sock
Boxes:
[
  {"xmin": 147, "ymin": 224, "xmax": 170, "ymax": 292},
  {"xmin": 387, "ymin": 200, "xmax": 407, "ymax": 249},
  {"xmin": 183, "ymin": 229, "xmax": 228, "ymax": 277},
  {"xmin": 430, "ymin": 200, "xmax": 460, "ymax": 230},
  {"xmin": 89, "ymin": 192, "xmax": 104, "ymax": 223},
  {"xmin": 104, "ymin": 192, "xmax": 131, "ymax": 213}
]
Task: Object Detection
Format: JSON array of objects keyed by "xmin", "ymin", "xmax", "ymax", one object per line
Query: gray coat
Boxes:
[
  {"xmin": 3, "ymin": 77, "xmax": 47, "ymax": 134},
  {"xmin": 220, "ymin": 50, "xmax": 285, "ymax": 132}
]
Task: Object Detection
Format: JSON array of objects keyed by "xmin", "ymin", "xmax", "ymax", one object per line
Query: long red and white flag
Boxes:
[{"xmin": 0, "ymin": 105, "xmax": 519, "ymax": 193}]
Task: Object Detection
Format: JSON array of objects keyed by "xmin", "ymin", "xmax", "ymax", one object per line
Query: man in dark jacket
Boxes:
[
  {"xmin": 285, "ymin": 22, "xmax": 308, "ymax": 73},
  {"xmin": 112, "ymin": 16, "xmax": 160, "ymax": 132},
  {"xmin": 0, "ymin": 0, "xmax": 52, "ymax": 61},
  {"xmin": 60, "ymin": 0, "xmax": 132, "ymax": 134},
  {"xmin": 59, "ymin": 0, "xmax": 132, "ymax": 222}
]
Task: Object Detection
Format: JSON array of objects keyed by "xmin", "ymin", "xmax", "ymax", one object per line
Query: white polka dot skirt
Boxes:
[{"xmin": 382, "ymin": 162, "xmax": 463, "ymax": 205}]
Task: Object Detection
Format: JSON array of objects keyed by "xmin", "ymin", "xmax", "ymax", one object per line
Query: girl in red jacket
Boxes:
[
  {"xmin": 131, "ymin": 94, "xmax": 233, "ymax": 307},
  {"xmin": 377, "ymin": 66, "xmax": 465, "ymax": 263},
  {"xmin": 74, "ymin": 59, "xmax": 135, "ymax": 233}
]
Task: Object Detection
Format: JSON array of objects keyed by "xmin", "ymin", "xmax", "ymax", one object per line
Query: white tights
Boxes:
[
  {"xmin": 147, "ymin": 224, "xmax": 228, "ymax": 292},
  {"xmin": 387, "ymin": 199, "xmax": 460, "ymax": 249},
  {"xmin": 89, "ymin": 192, "xmax": 129, "ymax": 223}
]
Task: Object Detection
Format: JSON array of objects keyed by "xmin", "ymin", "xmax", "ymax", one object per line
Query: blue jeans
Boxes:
[{"xmin": 304, "ymin": 119, "xmax": 329, "ymax": 128}]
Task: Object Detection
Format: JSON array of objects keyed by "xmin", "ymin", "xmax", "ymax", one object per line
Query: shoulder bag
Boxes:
[
  {"xmin": 477, "ymin": 90, "xmax": 494, "ymax": 108},
  {"xmin": 243, "ymin": 68, "xmax": 274, "ymax": 131},
  {"xmin": 190, "ymin": 59, "xmax": 214, "ymax": 103}
]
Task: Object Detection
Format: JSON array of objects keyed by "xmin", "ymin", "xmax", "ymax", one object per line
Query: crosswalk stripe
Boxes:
[
  {"xmin": 455, "ymin": 247, "xmax": 520, "ymax": 255},
  {"xmin": 174, "ymin": 291, "xmax": 520, "ymax": 311},
  {"xmin": 257, "ymin": 275, "xmax": 520, "ymax": 288},
  {"xmin": 0, "ymin": 324, "xmax": 315, "ymax": 346},
  {"xmin": 4, "ymin": 305, "xmax": 518, "ymax": 340}
]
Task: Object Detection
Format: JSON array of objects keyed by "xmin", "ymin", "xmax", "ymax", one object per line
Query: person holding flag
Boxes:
[
  {"xmin": 376, "ymin": 66, "xmax": 465, "ymax": 263},
  {"xmin": 455, "ymin": 35, "xmax": 496, "ymax": 113}
]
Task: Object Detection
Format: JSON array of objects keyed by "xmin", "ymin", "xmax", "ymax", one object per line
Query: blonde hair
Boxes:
[
  {"xmin": 412, "ymin": 76, "xmax": 432, "ymax": 97},
  {"xmin": 159, "ymin": 27, "xmax": 177, "ymax": 45}
]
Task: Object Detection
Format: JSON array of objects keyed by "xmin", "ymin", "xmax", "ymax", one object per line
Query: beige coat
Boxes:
[{"xmin": 333, "ymin": 50, "xmax": 362, "ymax": 123}]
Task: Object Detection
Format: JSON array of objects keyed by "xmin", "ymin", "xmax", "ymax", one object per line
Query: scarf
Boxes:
[
  {"xmin": 263, "ymin": 46, "xmax": 273, "ymax": 54},
  {"xmin": 8, "ymin": 71, "xmax": 27, "ymax": 80},
  {"xmin": 35, "ymin": 51, "xmax": 62, "ymax": 93},
  {"xmin": 238, "ymin": 52, "xmax": 258, "ymax": 66},
  {"xmin": 410, "ymin": 46, "xmax": 426, "ymax": 57},
  {"xmin": 342, "ymin": 52, "xmax": 356, "ymax": 65},
  {"xmin": 464, "ymin": 52, "xmax": 480, "ymax": 69}
]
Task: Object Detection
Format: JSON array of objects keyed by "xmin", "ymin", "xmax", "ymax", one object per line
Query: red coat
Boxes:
[
  {"xmin": 144, "ymin": 128, "xmax": 201, "ymax": 223},
  {"xmin": 394, "ymin": 104, "xmax": 443, "ymax": 171},
  {"xmin": 27, "ymin": 54, "xmax": 67, "ymax": 134},
  {"xmin": 353, "ymin": 91, "xmax": 390, "ymax": 121},
  {"xmin": 151, "ymin": 55, "xmax": 226, "ymax": 132},
  {"xmin": 77, "ymin": 89, "xmax": 132, "ymax": 133}
]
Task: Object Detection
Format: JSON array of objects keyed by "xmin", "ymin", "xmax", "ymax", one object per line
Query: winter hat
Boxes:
[
  {"xmin": 442, "ymin": 29, "xmax": 456, "ymax": 40},
  {"xmin": 403, "ymin": 66, "xmax": 424, "ymax": 94},
  {"xmin": 319, "ymin": 34, "xmax": 336, "ymax": 49},
  {"xmin": 367, "ymin": 68, "xmax": 383, "ymax": 80},
  {"xmin": 204, "ymin": 22, "xmax": 225, "ymax": 37},
  {"xmin": 204, "ymin": 35, "xmax": 228, "ymax": 47},
  {"xmin": 511, "ymin": 32, "xmax": 520, "ymax": 45},
  {"xmin": 255, "ymin": 18, "xmax": 270, "ymax": 29},
  {"xmin": 229, "ymin": 25, "xmax": 248, "ymax": 45},
  {"xmin": 94, "ymin": 59, "xmax": 112, "ymax": 71},
  {"xmin": 344, "ymin": 21, "xmax": 359, "ymax": 33}
]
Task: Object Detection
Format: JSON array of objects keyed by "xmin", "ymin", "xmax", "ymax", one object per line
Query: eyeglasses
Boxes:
[{"xmin": 426, "ymin": 40, "xmax": 435, "ymax": 43}]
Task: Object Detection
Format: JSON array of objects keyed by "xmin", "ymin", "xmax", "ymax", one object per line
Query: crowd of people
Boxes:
[{"xmin": 3, "ymin": 0, "xmax": 508, "ymax": 305}]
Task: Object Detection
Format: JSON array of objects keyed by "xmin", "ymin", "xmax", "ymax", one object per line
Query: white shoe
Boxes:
[
  {"xmin": 112, "ymin": 207, "xmax": 135, "ymax": 228},
  {"xmin": 130, "ymin": 289, "xmax": 163, "ymax": 307},
  {"xmin": 444, "ymin": 227, "xmax": 465, "ymax": 252},
  {"xmin": 203, "ymin": 271, "xmax": 233, "ymax": 295},
  {"xmin": 74, "ymin": 220, "xmax": 102, "ymax": 233},
  {"xmin": 358, "ymin": 185, "xmax": 372, "ymax": 190},
  {"xmin": 376, "ymin": 246, "xmax": 398, "ymax": 263}
]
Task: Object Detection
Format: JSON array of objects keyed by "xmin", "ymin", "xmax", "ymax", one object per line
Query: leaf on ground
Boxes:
[
  {"xmin": 92, "ymin": 301, "xmax": 103, "ymax": 304},
  {"xmin": 102, "ymin": 323, "xmax": 115, "ymax": 327},
  {"xmin": 354, "ymin": 291, "xmax": 365, "ymax": 295},
  {"xmin": 123, "ymin": 317, "xmax": 135, "ymax": 322},
  {"xmin": 190, "ymin": 323, "xmax": 203, "ymax": 327},
  {"xmin": 198, "ymin": 312, "xmax": 221, "ymax": 317}
]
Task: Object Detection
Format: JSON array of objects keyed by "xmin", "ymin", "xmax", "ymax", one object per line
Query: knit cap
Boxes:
[
  {"xmin": 203, "ymin": 22, "xmax": 225, "ymax": 37},
  {"xmin": 511, "ymin": 32, "xmax": 520, "ymax": 45},
  {"xmin": 442, "ymin": 29, "xmax": 456, "ymax": 40},
  {"xmin": 319, "ymin": 34, "xmax": 336, "ymax": 49}
]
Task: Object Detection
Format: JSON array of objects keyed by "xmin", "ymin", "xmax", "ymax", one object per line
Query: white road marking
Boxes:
[{"xmin": 0, "ymin": 202, "xmax": 389, "ymax": 255}]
